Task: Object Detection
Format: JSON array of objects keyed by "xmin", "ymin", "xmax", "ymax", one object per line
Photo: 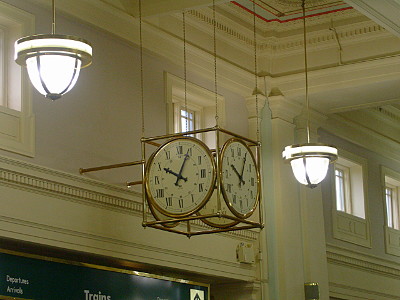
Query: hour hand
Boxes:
[
  {"xmin": 231, "ymin": 164, "xmax": 245, "ymax": 185},
  {"xmin": 164, "ymin": 167, "xmax": 187, "ymax": 183}
]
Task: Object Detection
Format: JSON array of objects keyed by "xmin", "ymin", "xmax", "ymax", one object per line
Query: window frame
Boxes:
[
  {"xmin": 0, "ymin": 2, "xmax": 35, "ymax": 157},
  {"xmin": 381, "ymin": 166, "xmax": 400, "ymax": 256},
  {"xmin": 331, "ymin": 149, "xmax": 371, "ymax": 248},
  {"xmin": 165, "ymin": 72, "xmax": 225, "ymax": 148}
]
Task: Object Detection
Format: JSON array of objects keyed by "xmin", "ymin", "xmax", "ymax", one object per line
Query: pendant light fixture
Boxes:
[
  {"xmin": 14, "ymin": 0, "xmax": 92, "ymax": 100},
  {"xmin": 282, "ymin": 0, "xmax": 337, "ymax": 188}
]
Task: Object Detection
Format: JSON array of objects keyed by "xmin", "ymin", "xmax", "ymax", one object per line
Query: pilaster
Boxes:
[{"xmin": 261, "ymin": 89, "xmax": 330, "ymax": 300}]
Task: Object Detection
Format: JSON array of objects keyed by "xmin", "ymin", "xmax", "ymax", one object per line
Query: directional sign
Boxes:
[{"xmin": 0, "ymin": 250, "xmax": 209, "ymax": 300}]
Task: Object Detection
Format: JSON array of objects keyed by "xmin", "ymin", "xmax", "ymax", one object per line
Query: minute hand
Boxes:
[
  {"xmin": 175, "ymin": 150, "xmax": 190, "ymax": 186},
  {"xmin": 239, "ymin": 152, "xmax": 247, "ymax": 186}
]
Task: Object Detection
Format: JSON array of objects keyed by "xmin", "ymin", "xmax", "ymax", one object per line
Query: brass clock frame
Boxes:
[
  {"xmin": 80, "ymin": 127, "xmax": 264, "ymax": 237},
  {"xmin": 139, "ymin": 126, "xmax": 264, "ymax": 237}
]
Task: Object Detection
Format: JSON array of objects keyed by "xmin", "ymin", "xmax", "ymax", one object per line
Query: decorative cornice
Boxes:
[
  {"xmin": 0, "ymin": 155, "xmax": 258, "ymax": 240},
  {"xmin": 326, "ymin": 244, "xmax": 400, "ymax": 279},
  {"xmin": 330, "ymin": 282, "xmax": 400, "ymax": 299},
  {"xmin": 0, "ymin": 167, "xmax": 141, "ymax": 213},
  {"xmin": 187, "ymin": 7, "xmax": 391, "ymax": 57}
]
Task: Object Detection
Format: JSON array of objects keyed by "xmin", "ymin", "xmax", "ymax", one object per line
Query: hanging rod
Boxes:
[{"xmin": 79, "ymin": 160, "xmax": 144, "ymax": 174}]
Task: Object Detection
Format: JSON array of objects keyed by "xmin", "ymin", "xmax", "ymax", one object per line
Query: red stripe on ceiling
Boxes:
[{"xmin": 231, "ymin": 1, "xmax": 353, "ymax": 23}]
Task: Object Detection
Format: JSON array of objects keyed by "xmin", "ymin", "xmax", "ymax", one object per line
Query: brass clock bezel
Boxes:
[
  {"xmin": 145, "ymin": 136, "xmax": 216, "ymax": 218},
  {"xmin": 219, "ymin": 138, "xmax": 260, "ymax": 219}
]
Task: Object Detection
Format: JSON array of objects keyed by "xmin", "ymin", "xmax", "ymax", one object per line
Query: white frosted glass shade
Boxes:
[
  {"xmin": 282, "ymin": 143, "xmax": 338, "ymax": 188},
  {"xmin": 15, "ymin": 34, "xmax": 92, "ymax": 100},
  {"xmin": 26, "ymin": 55, "xmax": 81, "ymax": 100},
  {"xmin": 290, "ymin": 157, "xmax": 330, "ymax": 187}
]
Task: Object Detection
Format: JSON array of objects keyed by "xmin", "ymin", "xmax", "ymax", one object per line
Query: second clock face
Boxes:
[
  {"xmin": 220, "ymin": 138, "xmax": 259, "ymax": 219},
  {"xmin": 146, "ymin": 137, "xmax": 216, "ymax": 218}
]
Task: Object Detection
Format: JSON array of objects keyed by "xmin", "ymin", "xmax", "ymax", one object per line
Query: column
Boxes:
[
  {"xmin": 295, "ymin": 109, "xmax": 331, "ymax": 300},
  {"xmin": 259, "ymin": 87, "xmax": 330, "ymax": 300}
]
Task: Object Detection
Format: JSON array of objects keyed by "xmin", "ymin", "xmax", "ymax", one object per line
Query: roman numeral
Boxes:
[
  {"xmin": 198, "ymin": 156, "xmax": 202, "ymax": 165},
  {"xmin": 176, "ymin": 145, "xmax": 183, "ymax": 155},
  {"xmin": 251, "ymin": 177, "xmax": 255, "ymax": 186},
  {"xmin": 227, "ymin": 183, "xmax": 232, "ymax": 193},
  {"xmin": 156, "ymin": 189, "xmax": 164, "ymax": 198},
  {"xmin": 200, "ymin": 169, "xmax": 206, "ymax": 178},
  {"xmin": 179, "ymin": 198, "xmax": 184, "ymax": 208},
  {"xmin": 199, "ymin": 183, "xmax": 204, "ymax": 192},
  {"xmin": 237, "ymin": 147, "xmax": 241, "ymax": 156},
  {"xmin": 166, "ymin": 197, "xmax": 172, "ymax": 207},
  {"xmin": 154, "ymin": 176, "xmax": 160, "ymax": 185},
  {"xmin": 165, "ymin": 151, "xmax": 171, "ymax": 160}
]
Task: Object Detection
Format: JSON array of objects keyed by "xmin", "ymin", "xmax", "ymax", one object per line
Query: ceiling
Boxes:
[{"xmin": 31, "ymin": 0, "xmax": 400, "ymax": 145}]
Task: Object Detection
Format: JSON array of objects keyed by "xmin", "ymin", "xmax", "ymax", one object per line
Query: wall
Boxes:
[
  {"xmin": 320, "ymin": 114, "xmax": 400, "ymax": 299},
  {"xmin": 0, "ymin": 1, "xmax": 261, "ymax": 299}
]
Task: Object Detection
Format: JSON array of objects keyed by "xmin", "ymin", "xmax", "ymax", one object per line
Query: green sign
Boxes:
[{"xmin": 0, "ymin": 250, "xmax": 208, "ymax": 300}]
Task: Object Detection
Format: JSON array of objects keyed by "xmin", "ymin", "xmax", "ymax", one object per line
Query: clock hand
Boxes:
[
  {"xmin": 231, "ymin": 164, "xmax": 245, "ymax": 185},
  {"xmin": 175, "ymin": 150, "xmax": 190, "ymax": 186},
  {"xmin": 239, "ymin": 152, "xmax": 247, "ymax": 186},
  {"xmin": 164, "ymin": 168, "xmax": 188, "ymax": 182}
]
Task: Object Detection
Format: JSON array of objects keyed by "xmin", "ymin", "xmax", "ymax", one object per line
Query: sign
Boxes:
[{"xmin": 0, "ymin": 250, "xmax": 208, "ymax": 300}]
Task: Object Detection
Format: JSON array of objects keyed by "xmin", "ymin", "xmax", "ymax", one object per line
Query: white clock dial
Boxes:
[
  {"xmin": 145, "ymin": 137, "xmax": 216, "ymax": 218},
  {"xmin": 220, "ymin": 138, "xmax": 259, "ymax": 218}
]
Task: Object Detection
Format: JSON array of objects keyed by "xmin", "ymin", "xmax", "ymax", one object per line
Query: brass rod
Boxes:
[
  {"xmin": 147, "ymin": 224, "xmax": 262, "ymax": 236},
  {"xmin": 144, "ymin": 212, "xmax": 263, "ymax": 227},
  {"xmin": 216, "ymin": 127, "xmax": 222, "ymax": 212},
  {"xmin": 189, "ymin": 225, "xmax": 261, "ymax": 236},
  {"xmin": 52, "ymin": 0, "xmax": 56, "ymax": 34},
  {"xmin": 141, "ymin": 126, "xmax": 218, "ymax": 143},
  {"xmin": 142, "ymin": 140, "xmax": 147, "ymax": 223},
  {"xmin": 126, "ymin": 181, "xmax": 143, "ymax": 187},
  {"xmin": 256, "ymin": 144, "xmax": 264, "ymax": 226},
  {"xmin": 79, "ymin": 160, "xmax": 144, "ymax": 174},
  {"xmin": 218, "ymin": 127, "xmax": 259, "ymax": 145},
  {"xmin": 146, "ymin": 141, "xmax": 161, "ymax": 147}
]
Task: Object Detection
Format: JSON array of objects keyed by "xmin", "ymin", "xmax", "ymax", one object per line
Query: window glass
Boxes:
[
  {"xmin": 334, "ymin": 155, "xmax": 365, "ymax": 219},
  {"xmin": 335, "ymin": 168, "xmax": 345, "ymax": 212}
]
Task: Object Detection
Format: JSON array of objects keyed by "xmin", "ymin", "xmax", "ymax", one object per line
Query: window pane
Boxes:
[
  {"xmin": 335, "ymin": 169, "xmax": 345, "ymax": 212},
  {"xmin": 386, "ymin": 187, "xmax": 393, "ymax": 228}
]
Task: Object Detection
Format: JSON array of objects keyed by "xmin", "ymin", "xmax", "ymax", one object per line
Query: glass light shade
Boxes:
[
  {"xmin": 282, "ymin": 143, "xmax": 338, "ymax": 188},
  {"xmin": 15, "ymin": 34, "xmax": 92, "ymax": 100}
]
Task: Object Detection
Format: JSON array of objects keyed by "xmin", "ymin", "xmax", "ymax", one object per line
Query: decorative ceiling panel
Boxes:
[{"xmin": 232, "ymin": 0, "xmax": 353, "ymax": 22}]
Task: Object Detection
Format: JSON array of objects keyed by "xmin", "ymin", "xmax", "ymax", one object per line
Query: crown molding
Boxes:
[
  {"xmin": 327, "ymin": 243, "xmax": 400, "ymax": 279},
  {"xmin": 323, "ymin": 113, "xmax": 400, "ymax": 162}
]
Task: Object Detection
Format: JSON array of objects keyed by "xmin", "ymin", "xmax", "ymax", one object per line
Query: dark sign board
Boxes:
[{"xmin": 0, "ymin": 250, "xmax": 209, "ymax": 300}]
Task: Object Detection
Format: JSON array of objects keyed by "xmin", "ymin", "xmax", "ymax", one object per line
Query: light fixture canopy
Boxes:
[{"xmin": 283, "ymin": 143, "xmax": 337, "ymax": 188}]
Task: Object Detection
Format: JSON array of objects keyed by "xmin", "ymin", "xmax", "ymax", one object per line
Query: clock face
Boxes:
[
  {"xmin": 220, "ymin": 138, "xmax": 259, "ymax": 219},
  {"xmin": 145, "ymin": 137, "xmax": 216, "ymax": 218},
  {"xmin": 198, "ymin": 191, "xmax": 239, "ymax": 228}
]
